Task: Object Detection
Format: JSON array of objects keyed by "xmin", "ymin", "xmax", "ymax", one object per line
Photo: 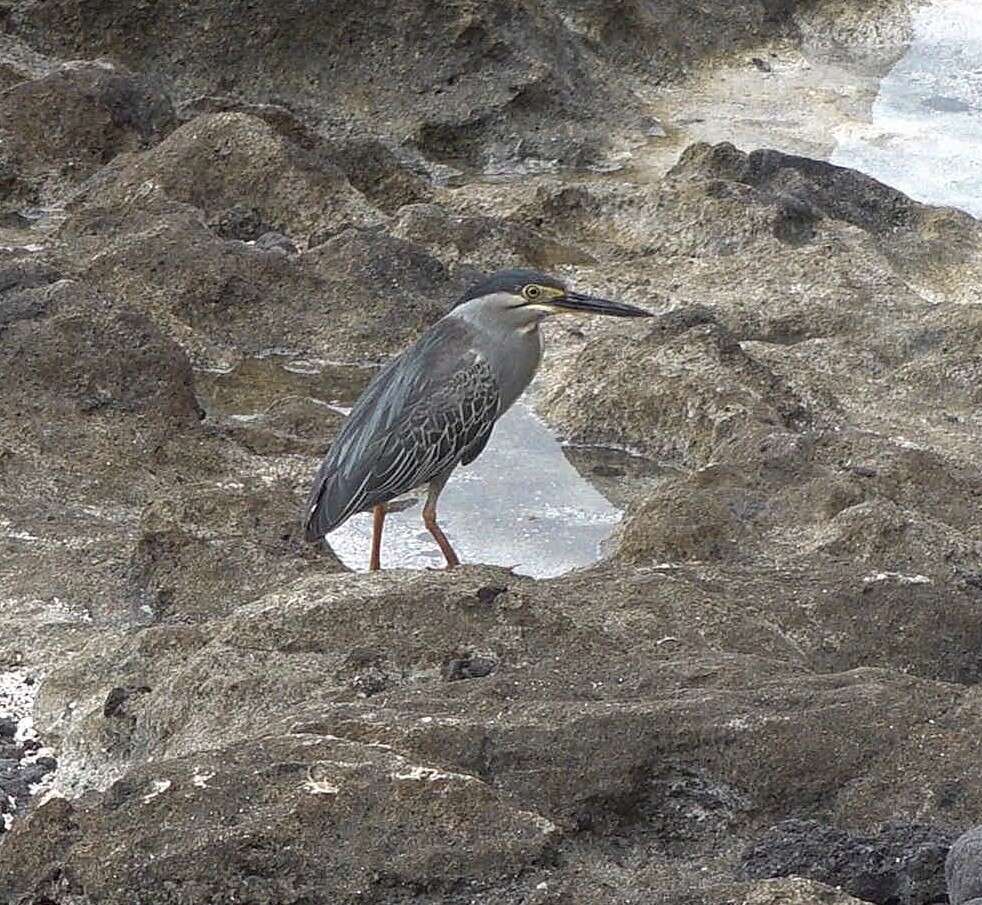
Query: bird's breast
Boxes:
[{"xmin": 486, "ymin": 327, "xmax": 543, "ymax": 415}]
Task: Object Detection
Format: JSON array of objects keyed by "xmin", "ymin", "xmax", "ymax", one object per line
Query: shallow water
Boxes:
[
  {"xmin": 831, "ymin": 0, "xmax": 982, "ymax": 216},
  {"xmin": 198, "ymin": 357, "xmax": 630, "ymax": 579},
  {"xmin": 328, "ymin": 401, "xmax": 624, "ymax": 578}
]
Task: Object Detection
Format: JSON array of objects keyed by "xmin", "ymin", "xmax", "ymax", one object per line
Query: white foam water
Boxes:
[{"xmin": 831, "ymin": 0, "xmax": 982, "ymax": 217}]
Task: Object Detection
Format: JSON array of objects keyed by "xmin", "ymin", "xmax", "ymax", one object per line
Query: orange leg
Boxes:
[
  {"xmin": 370, "ymin": 504, "xmax": 386, "ymax": 571},
  {"xmin": 422, "ymin": 500, "xmax": 460, "ymax": 570}
]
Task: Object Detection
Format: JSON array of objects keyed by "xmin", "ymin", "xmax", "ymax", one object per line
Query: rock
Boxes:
[
  {"xmin": 0, "ymin": 34, "xmax": 56, "ymax": 94},
  {"xmin": 71, "ymin": 112, "xmax": 383, "ymax": 242},
  {"xmin": 542, "ymin": 306, "xmax": 811, "ymax": 468},
  {"xmin": 444, "ymin": 654, "xmax": 497, "ymax": 681},
  {"xmin": 254, "ymin": 230, "xmax": 297, "ymax": 255},
  {"xmin": 72, "ymin": 204, "xmax": 461, "ymax": 361},
  {"xmin": 0, "ymin": 259, "xmax": 62, "ymax": 296},
  {"xmin": 210, "ymin": 204, "xmax": 268, "ymax": 241},
  {"xmin": 741, "ymin": 819, "xmax": 953, "ymax": 905},
  {"xmin": 0, "ymin": 60, "xmax": 174, "ymax": 193},
  {"xmin": 683, "ymin": 877, "xmax": 875, "ymax": 905},
  {"xmin": 102, "ymin": 685, "xmax": 151, "ymax": 719},
  {"xmin": 0, "ymin": 280, "xmax": 201, "ymax": 424},
  {"xmin": 617, "ymin": 478, "xmax": 740, "ymax": 563},
  {"xmin": 23, "ymin": 566, "xmax": 982, "ymax": 827},
  {"xmin": 9, "ymin": 0, "xmax": 888, "ymax": 169},
  {"xmin": 0, "ymin": 734, "xmax": 557, "ymax": 904},
  {"xmin": 948, "ymin": 827, "xmax": 982, "ymax": 905},
  {"xmin": 3, "ymin": 1, "xmax": 982, "ymax": 900},
  {"xmin": 176, "ymin": 95, "xmax": 434, "ymax": 212},
  {"xmin": 391, "ymin": 202, "xmax": 594, "ymax": 270},
  {"xmin": 128, "ymin": 481, "xmax": 344, "ymax": 621},
  {"xmin": 0, "ymin": 717, "xmax": 16, "ymax": 739}
]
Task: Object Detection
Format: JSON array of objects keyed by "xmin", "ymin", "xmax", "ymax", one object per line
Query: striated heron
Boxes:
[{"xmin": 303, "ymin": 269, "xmax": 653, "ymax": 570}]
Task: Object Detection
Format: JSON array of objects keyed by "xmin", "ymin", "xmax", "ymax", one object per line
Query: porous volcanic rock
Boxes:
[
  {"xmin": 948, "ymin": 826, "xmax": 982, "ymax": 905},
  {"xmin": 7, "ymin": 0, "xmax": 911, "ymax": 170},
  {"xmin": 0, "ymin": 60, "xmax": 174, "ymax": 196},
  {"xmin": 0, "ymin": 279, "xmax": 200, "ymax": 425},
  {"xmin": 7, "ymin": 566, "xmax": 982, "ymax": 901},
  {"xmin": 67, "ymin": 201, "xmax": 463, "ymax": 363},
  {"xmin": 0, "ymin": 734, "xmax": 557, "ymax": 905},
  {"xmin": 741, "ymin": 819, "xmax": 953, "ymax": 905},
  {"xmin": 4, "ymin": 1, "xmax": 982, "ymax": 902},
  {"xmin": 128, "ymin": 480, "xmax": 343, "ymax": 622},
  {"xmin": 71, "ymin": 111, "xmax": 381, "ymax": 242}
]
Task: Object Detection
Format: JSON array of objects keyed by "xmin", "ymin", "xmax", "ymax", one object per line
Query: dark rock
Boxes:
[
  {"xmin": 850, "ymin": 465, "xmax": 880, "ymax": 478},
  {"xmin": 0, "ymin": 260, "xmax": 61, "ymax": 296},
  {"xmin": 6, "ymin": 0, "xmax": 833, "ymax": 170},
  {"xmin": 476, "ymin": 585, "xmax": 508, "ymax": 605},
  {"xmin": 103, "ymin": 685, "xmax": 151, "ymax": 719},
  {"xmin": 741, "ymin": 819, "xmax": 953, "ymax": 905},
  {"xmin": 444, "ymin": 654, "xmax": 497, "ymax": 681},
  {"xmin": 33, "ymin": 756, "xmax": 57, "ymax": 774},
  {"xmin": 0, "ymin": 717, "xmax": 16, "ymax": 739},
  {"xmin": 948, "ymin": 826, "xmax": 982, "ymax": 905},
  {"xmin": 669, "ymin": 142, "xmax": 919, "ymax": 236},
  {"xmin": 10, "ymin": 762, "xmax": 53, "ymax": 788},
  {"xmin": 211, "ymin": 205, "xmax": 267, "ymax": 241},
  {"xmin": 254, "ymin": 230, "xmax": 297, "ymax": 255}
]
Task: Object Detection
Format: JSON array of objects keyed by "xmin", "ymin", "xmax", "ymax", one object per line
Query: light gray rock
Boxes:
[{"xmin": 948, "ymin": 827, "xmax": 982, "ymax": 905}]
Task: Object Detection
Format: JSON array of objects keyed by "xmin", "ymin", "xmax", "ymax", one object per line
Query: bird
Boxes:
[{"xmin": 303, "ymin": 268, "xmax": 653, "ymax": 570}]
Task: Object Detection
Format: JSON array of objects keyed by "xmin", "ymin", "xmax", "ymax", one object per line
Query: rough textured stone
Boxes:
[
  {"xmin": 0, "ymin": 60, "xmax": 174, "ymax": 192},
  {"xmin": 71, "ymin": 111, "xmax": 382, "ymax": 242},
  {"xmin": 948, "ymin": 827, "xmax": 982, "ymax": 905},
  {"xmin": 0, "ymin": 280, "xmax": 201, "ymax": 424},
  {"xmin": 4, "ymin": 2, "xmax": 982, "ymax": 903},
  {"xmin": 741, "ymin": 819, "xmax": 952, "ymax": 905},
  {"xmin": 0, "ymin": 734, "xmax": 556, "ymax": 904}
]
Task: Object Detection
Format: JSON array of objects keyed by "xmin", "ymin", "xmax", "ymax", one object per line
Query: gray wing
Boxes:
[{"xmin": 303, "ymin": 318, "xmax": 501, "ymax": 541}]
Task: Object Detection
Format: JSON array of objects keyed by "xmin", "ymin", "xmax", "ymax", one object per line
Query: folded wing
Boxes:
[{"xmin": 303, "ymin": 319, "xmax": 501, "ymax": 541}]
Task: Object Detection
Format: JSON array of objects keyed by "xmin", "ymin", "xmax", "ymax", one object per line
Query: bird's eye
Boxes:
[{"xmin": 523, "ymin": 285, "xmax": 542, "ymax": 301}]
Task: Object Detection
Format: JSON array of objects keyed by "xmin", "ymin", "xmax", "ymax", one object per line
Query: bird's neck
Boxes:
[
  {"xmin": 489, "ymin": 321, "xmax": 544, "ymax": 413},
  {"xmin": 447, "ymin": 302, "xmax": 544, "ymax": 412}
]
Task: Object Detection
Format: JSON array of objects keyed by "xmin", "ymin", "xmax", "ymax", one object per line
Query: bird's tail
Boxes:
[{"xmin": 303, "ymin": 464, "xmax": 338, "ymax": 542}]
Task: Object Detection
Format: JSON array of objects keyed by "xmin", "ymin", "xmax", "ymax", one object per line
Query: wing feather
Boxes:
[{"xmin": 303, "ymin": 319, "xmax": 501, "ymax": 541}]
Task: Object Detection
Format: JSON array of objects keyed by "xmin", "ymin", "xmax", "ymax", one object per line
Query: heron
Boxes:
[{"xmin": 303, "ymin": 268, "xmax": 653, "ymax": 570}]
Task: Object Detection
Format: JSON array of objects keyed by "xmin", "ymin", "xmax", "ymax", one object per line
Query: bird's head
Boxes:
[{"xmin": 454, "ymin": 269, "xmax": 654, "ymax": 329}]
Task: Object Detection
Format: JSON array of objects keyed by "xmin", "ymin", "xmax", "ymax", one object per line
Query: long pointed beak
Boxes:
[{"xmin": 552, "ymin": 291, "xmax": 654, "ymax": 318}]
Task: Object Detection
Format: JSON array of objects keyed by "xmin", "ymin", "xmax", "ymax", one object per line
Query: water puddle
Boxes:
[
  {"xmin": 831, "ymin": 0, "xmax": 982, "ymax": 216},
  {"xmin": 328, "ymin": 402, "xmax": 623, "ymax": 578},
  {"xmin": 197, "ymin": 356, "xmax": 633, "ymax": 578}
]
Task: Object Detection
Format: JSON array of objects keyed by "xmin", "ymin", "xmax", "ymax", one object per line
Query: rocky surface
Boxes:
[
  {"xmin": 948, "ymin": 827, "xmax": 982, "ymax": 905},
  {"xmin": 1, "ymin": 0, "xmax": 981, "ymax": 903},
  {"xmin": 741, "ymin": 820, "xmax": 952, "ymax": 905}
]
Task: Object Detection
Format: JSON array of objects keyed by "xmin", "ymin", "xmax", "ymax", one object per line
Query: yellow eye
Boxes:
[{"xmin": 523, "ymin": 284, "xmax": 542, "ymax": 301}]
